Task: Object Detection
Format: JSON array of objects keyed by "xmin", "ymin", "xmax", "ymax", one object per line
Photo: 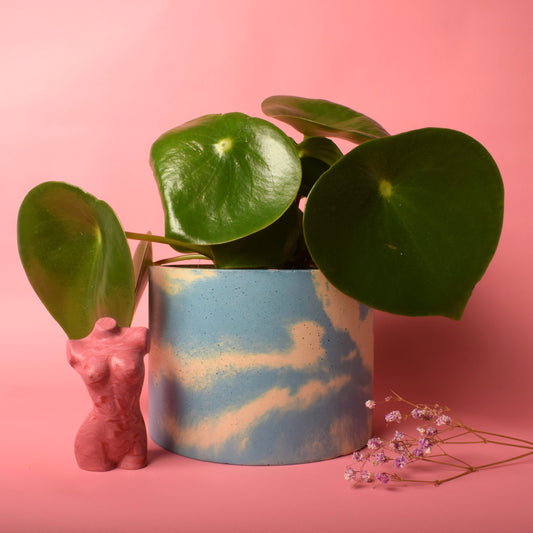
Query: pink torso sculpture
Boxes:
[{"xmin": 67, "ymin": 317, "xmax": 150, "ymax": 471}]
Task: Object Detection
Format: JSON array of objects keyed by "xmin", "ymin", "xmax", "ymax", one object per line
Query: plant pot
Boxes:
[{"xmin": 148, "ymin": 266, "xmax": 373, "ymax": 465}]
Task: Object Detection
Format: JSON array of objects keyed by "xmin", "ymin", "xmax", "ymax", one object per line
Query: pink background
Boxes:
[{"xmin": 2, "ymin": 1, "xmax": 532, "ymax": 531}]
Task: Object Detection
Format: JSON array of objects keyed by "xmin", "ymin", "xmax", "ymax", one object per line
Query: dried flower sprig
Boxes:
[{"xmin": 345, "ymin": 392, "xmax": 533, "ymax": 487}]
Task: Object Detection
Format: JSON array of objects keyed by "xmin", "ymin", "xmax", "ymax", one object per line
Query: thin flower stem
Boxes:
[
  {"xmin": 396, "ymin": 477, "xmax": 436, "ymax": 485},
  {"xmin": 472, "ymin": 429, "xmax": 533, "ymax": 447},
  {"xmin": 434, "ymin": 470, "xmax": 474, "ymax": 486},
  {"xmin": 443, "ymin": 439, "xmax": 533, "ymax": 450},
  {"xmin": 434, "ymin": 447, "xmax": 473, "ymax": 469},
  {"xmin": 471, "ymin": 450, "xmax": 533, "ymax": 471},
  {"xmin": 418, "ymin": 457, "xmax": 472, "ymax": 470}
]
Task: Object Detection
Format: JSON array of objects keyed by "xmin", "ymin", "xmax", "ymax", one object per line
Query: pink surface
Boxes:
[{"xmin": 2, "ymin": 1, "xmax": 532, "ymax": 530}]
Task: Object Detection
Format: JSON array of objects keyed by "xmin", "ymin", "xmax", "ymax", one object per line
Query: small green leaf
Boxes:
[
  {"xmin": 210, "ymin": 203, "xmax": 300, "ymax": 268},
  {"xmin": 303, "ymin": 128, "xmax": 504, "ymax": 319},
  {"xmin": 17, "ymin": 181, "xmax": 135, "ymax": 339},
  {"xmin": 296, "ymin": 137, "xmax": 343, "ymax": 166},
  {"xmin": 296, "ymin": 137, "xmax": 344, "ymax": 197},
  {"xmin": 150, "ymin": 112, "xmax": 301, "ymax": 246},
  {"xmin": 262, "ymin": 95, "xmax": 389, "ymax": 144}
]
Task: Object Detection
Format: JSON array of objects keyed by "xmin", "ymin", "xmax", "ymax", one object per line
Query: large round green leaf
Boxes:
[
  {"xmin": 262, "ymin": 95, "xmax": 389, "ymax": 144},
  {"xmin": 17, "ymin": 181, "xmax": 135, "ymax": 339},
  {"xmin": 303, "ymin": 128, "xmax": 504, "ymax": 319},
  {"xmin": 150, "ymin": 112, "xmax": 301, "ymax": 245}
]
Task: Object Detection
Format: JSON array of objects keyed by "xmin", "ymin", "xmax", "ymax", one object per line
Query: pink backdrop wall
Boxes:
[{"xmin": 2, "ymin": 1, "xmax": 532, "ymax": 530}]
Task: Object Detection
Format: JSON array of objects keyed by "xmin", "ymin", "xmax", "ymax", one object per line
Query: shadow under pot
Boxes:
[{"xmin": 148, "ymin": 266, "xmax": 373, "ymax": 466}]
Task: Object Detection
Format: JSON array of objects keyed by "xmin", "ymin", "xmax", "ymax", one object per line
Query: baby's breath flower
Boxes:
[
  {"xmin": 392, "ymin": 430, "xmax": 406, "ymax": 442},
  {"xmin": 373, "ymin": 451, "xmax": 388, "ymax": 465},
  {"xmin": 393, "ymin": 456, "xmax": 407, "ymax": 469},
  {"xmin": 352, "ymin": 450, "xmax": 364, "ymax": 462},
  {"xmin": 436, "ymin": 414, "xmax": 452, "ymax": 426},
  {"xmin": 344, "ymin": 466, "xmax": 357, "ymax": 481},
  {"xmin": 425, "ymin": 427, "xmax": 438, "ymax": 437},
  {"xmin": 365, "ymin": 400, "xmax": 376, "ymax": 410},
  {"xmin": 367, "ymin": 437, "xmax": 383, "ymax": 450},
  {"xmin": 412, "ymin": 447, "xmax": 425, "ymax": 458},
  {"xmin": 385, "ymin": 410, "xmax": 402, "ymax": 423},
  {"xmin": 418, "ymin": 438, "xmax": 432, "ymax": 451},
  {"xmin": 360, "ymin": 470, "xmax": 373, "ymax": 483},
  {"xmin": 411, "ymin": 406, "xmax": 435, "ymax": 420},
  {"xmin": 375, "ymin": 472, "xmax": 390, "ymax": 484},
  {"xmin": 390, "ymin": 441, "xmax": 405, "ymax": 453}
]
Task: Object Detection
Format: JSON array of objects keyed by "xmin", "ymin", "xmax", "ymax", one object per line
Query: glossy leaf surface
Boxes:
[
  {"xmin": 262, "ymin": 95, "xmax": 389, "ymax": 144},
  {"xmin": 150, "ymin": 112, "xmax": 301, "ymax": 245},
  {"xmin": 17, "ymin": 181, "xmax": 135, "ymax": 339},
  {"xmin": 304, "ymin": 128, "xmax": 504, "ymax": 319}
]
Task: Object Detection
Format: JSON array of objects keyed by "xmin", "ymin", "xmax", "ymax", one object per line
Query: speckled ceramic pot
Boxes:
[{"xmin": 148, "ymin": 266, "xmax": 373, "ymax": 465}]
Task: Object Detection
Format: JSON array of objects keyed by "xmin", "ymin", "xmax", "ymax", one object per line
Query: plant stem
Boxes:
[
  {"xmin": 472, "ymin": 429, "xmax": 533, "ymax": 447},
  {"xmin": 125, "ymin": 231, "xmax": 212, "ymax": 263},
  {"xmin": 125, "ymin": 231, "xmax": 192, "ymax": 249},
  {"xmin": 154, "ymin": 254, "xmax": 211, "ymax": 265}
]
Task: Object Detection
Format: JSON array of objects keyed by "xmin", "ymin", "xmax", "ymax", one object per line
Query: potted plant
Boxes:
[{"xmin": 18, "ymin": 96, "xmax": 504, "ymax": 466}]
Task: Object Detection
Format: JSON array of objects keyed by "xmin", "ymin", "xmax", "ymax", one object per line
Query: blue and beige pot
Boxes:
[{"xmin": 148, "ymin": 266, "xmax": 373, "ymax": 465}]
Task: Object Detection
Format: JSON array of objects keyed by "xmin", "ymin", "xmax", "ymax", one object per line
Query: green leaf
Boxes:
[
  {"xmin": 150, "ymin": 112, "xmax": 302, "ymax": 245},
  {"xmin": 210, "ymin": 203, "xmax": 300, "ymax": 268},
  {"xmin": 296, "ymin": 138, "xmax": 344, "ymax": 197},
  {"xmin": 17, "ymin": 181, "xmax": 135, "ymax": 339},
  {"xmin": 296, "ymin": 137, "xmax": 343, "ymax": 166},
  {"xmin": 303, "ymin": 128, "xmax": 504, "ymax": 319},
  {"xmin": 262, "ymin": 95, "xmax": 389, "ymax": 144},
  {"xmin": 300, "ymin": 157, "xmax": 330, "ymax": 198},
  {"xmin": 132, "ymin": 234, "xmax": 153, "ymax": 312}
]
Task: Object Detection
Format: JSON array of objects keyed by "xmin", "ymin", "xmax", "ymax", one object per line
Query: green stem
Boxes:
[
  {"xmin": 154, "ymin": 254, "xmax": 211, "ymax": 266},
  {"xmin": 126, "ymin": 231, "xmax": 194, "ymax": 250}
]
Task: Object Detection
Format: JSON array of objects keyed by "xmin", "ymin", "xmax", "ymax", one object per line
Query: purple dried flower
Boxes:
[
  {"xmin": 390, "ymin": 441, "xmax": 405, "ymax": 453},
  {"xmin": 392, "ymin": 430, "xmax": 406, "ymax": 442},
  {"xmin": 375, "ymin": 472, "xmax": 390, "ymax": 484},
  {"xmin": 344, "ymin": 466, "xmax": 357, "ymax": 481},
  {"xmin": 373, "ymin": 451, "xmax": 388, "ymax": 465},
  {"xmin": 436, "ymin": 414, "xmax": 452, "ymax": 426},
  {"xmin": 412, "ymin": 448, "xmax": 425, "ymax": 457},
  {"xmin": 365, "ymin": 400, "xmax": 376, "ymax": 410},
  {"xmin": 425, "ymin": 426, "xmax": 438, "ymax": 437},
  {"xmin": 385, "ymin": 410, "xmax": 402, "ymax": 423},
  {"xmin": 411, "ymin": 406, "xmax": 435, "ymax": 421},
  {"xmin": 367, "ymin": 437, "xmax": 383, "ymax": 450},
  {"xmin": 393, "ymin": 456, "xmax": 407, "ymax": 469},
  {"xmin": 418, "ymin": 438, "xmax": 432, "ymax": 451},
  {"xmin": 360, "ymin": 470, "xmax": 373, "ymax": 483},
  {"xmin": 352, "ymin": 450, "xmax": 364, "ymax": 462}
]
